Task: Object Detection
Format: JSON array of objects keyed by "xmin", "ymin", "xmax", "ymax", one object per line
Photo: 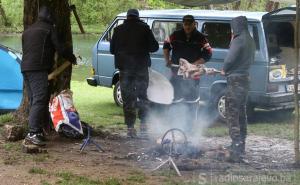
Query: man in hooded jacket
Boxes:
[
  {"xmin": 21, "ymin": 6, "xmax": 76, "ymax": 146},
  {"xmin": 222, "ymin": 16, "xmax": 255, "ymax": 162},
  {"xmin": 110, "ymin": 9, "xmax": 159, "ymax": 138}
]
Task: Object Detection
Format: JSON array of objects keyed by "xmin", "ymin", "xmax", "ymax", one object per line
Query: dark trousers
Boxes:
[
  {"xmin": 119, "ymin": 68, "xmax": 149, "ymax": 128},
  {"xmin": 23, "ymin": 71, "xmax": 49, "ymax": 133},
  {"xmin": 225, "ymin": 75, "xmax": 249, "ymax": 145},
  {"xmin": 170, "ymin": 75, "xmax": 200, "ymax": 101},
  {"xmin": 170, "ymin": 75, "xmax": 200, "ymax": 125}
]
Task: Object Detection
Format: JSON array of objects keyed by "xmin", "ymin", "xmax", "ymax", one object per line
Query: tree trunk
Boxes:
[
  {"xmin": 294, "ymin": 0, "xmax": 300, "ymax": 166},
  {"xmin": 0, "ymin": 0, "xmax": 11, "ymax": 26},
  {"xmin": 15, "ymin": 0, "xmax": 73, "ymax": 126}
]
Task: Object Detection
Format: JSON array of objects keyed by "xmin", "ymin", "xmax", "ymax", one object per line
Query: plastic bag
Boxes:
[{"xmin": 49, "ymin": 89, "xmax": 84, "ymax": 138}]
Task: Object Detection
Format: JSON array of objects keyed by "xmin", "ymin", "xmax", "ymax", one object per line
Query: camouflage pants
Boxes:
[
  {"xmin": 225, "ymin": 75, "xmax": 249, "ymax": 145},
  {"xmin": 119, "ymin": 68, "xmax": 149, "ymax": 128}
]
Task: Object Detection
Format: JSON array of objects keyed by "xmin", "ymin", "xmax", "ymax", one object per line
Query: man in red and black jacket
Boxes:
[{"xmin": 163, "ymin": 15, "xmax": 212, "ymax": 124}]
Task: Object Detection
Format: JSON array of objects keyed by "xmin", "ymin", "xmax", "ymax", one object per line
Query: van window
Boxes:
[
  {"xmin": 202, "ymin": 22, "xmax": 231, "ymax": 49},
  {"xmin": 202, "ymin": 22, "xmax": 260, "ymax": 50},
  {"xmin": 152, "ymin": 21, "xmax": 184, "ymax": 43},
  {"xmin": 103, "ymin": 19, "xmax": 125, "ymax": 42},
  {"xmin": 152, "ymin": 21, "xmax": 200, "ymax": 43},
  {"xmin": 251, "ymin": 25, "xmax": 260, "ymax": 50}
]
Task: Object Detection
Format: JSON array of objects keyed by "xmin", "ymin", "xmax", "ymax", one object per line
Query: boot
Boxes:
[
  {"xmin": 24, "ymin": 133, "xmax": 46, "ymax": 147},
  {"xmin": 226, "ymin": 141, "xmax": 244, "ymax": 163},
  {"xmin": 140, "ymin": 123, "xmax": 148, "ymax": 133},
  {"xmin": 127, "ymin": 128, "xmax": 137, "ymax": 138}
]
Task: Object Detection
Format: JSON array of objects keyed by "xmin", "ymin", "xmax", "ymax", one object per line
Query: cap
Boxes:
[
  {"xmin": 183, "ymin": 15, "xmax": 195, "ymax": 23},
  {"xmin": 127, "ymin": 9, "xmax": 139, "ymax": 17}
]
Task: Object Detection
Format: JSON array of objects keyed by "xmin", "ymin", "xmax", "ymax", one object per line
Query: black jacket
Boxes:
[
  {"xmin": 223, "ymin": 16, "xmax": 255, "ymax": 76},
  {"xmin": 110, "ymin": 19, "xmax": 159, "ymax": 70},
  {"xmin": 21, "ymin": 13, "xmax": 75, "ymax": 72},
  {"xmin": 163, "ymin": 29, "xmax": 212, "ymax": 64}
]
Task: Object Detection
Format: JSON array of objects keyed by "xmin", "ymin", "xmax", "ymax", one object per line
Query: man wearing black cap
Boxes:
[
  {"xmin": 163, "ymin": 15, "xmax": 212, "ymax": 124},
  {"xmin": 22, "ymin": 6, "xmax": 76, "ymax": 146},
  {"xmin": 110, "ymin": 9, "xmax": 159, "ymax": 138}
]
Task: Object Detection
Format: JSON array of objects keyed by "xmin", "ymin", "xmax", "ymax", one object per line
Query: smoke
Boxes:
[{"xmin": 147, "ymin": 102, "xmax": 216, "ymax": 146}]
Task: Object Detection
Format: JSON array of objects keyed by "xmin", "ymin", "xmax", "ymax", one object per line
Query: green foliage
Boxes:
[
  {"xmin": 0, "ymin": 0, "xmax": 23, "ymax": 27},
  {"xmin": 70, "ymin": 0, "xmax": 139, "ymax": 27},
  {"xmin": 0, "ymin": 113, "xmax": 13, "ymax": 125},
  {"xmin": 146, "ymin": 0, "xmax": 181, "ymax": 9}
]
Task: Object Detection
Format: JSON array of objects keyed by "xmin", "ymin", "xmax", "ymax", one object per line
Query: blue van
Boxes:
[
  {"xmin": 87, "ymin": 7, "xmax": 299, "ymax": 120},
  {"xmin": 0, "ymin": 44, "xmax": 23, "ymax": 112}
]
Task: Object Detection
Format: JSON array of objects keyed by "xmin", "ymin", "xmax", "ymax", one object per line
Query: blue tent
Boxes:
[{"xmin": 0, "ymin": 44, "xmax": 23, "ymax": 111}]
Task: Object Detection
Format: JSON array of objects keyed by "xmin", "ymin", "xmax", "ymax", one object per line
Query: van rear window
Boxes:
[{"xmin": 202, "ymin": 22, "xmax": 260, "ymax": 50}]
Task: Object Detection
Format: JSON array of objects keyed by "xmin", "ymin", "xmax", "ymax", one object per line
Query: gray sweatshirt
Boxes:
[{"xmin": 223, "ymin": 16, "xmax": 255, "ymax": 76}]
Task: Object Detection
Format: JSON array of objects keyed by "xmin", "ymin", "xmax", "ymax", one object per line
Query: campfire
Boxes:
[{"xmin": 125, "ymin": 128, "xmax": 231, "ymax": 176}]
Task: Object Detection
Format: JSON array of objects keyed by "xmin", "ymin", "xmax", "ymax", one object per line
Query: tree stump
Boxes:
[{"xmin": 3, "ymin": 124, "xmax": 25, "ymax": 141}]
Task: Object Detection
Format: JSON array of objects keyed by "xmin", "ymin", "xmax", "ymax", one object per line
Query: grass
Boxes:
[
  {"xmin": 3, "ymin": 142, "xmax": 19, "ymax": 151},
  {"xmin": 0, "ymin": 65, "xmax": 297, "ymax": 140},
  {"xmin": 27, "ymin": 168, "xmax": 123, "ymax": 185},
  {"xmin": 70, "ymin": 66, "xmax": 297, "ymax": 140},
  {"xmin": 0, "ymin": 113, "xmax": 13, "ymax": 125},
  {"xmin": 0, "ymin": 64, "xmax": 298, "ymax": 184},
  {"xmin": 56, "ymin": 171, "xmax": 101, "ymax": 185},
  {"xmin": 204, "ymin": 109, "xmax": 295, "ymax": 140},
  {"xmin": 29, "ymin": 167, "xmax": 47, "ymax": 174},
  {"xmin": 71, "ymin": 66, "xmax": 124, "ymax": 128},
  {"xmin": 159, "ymin": 171, "xmax": 300, "ymax": 185},
  {"xmin": 127, "ymin": 170, "xmax": 146, "ymax": 183}
]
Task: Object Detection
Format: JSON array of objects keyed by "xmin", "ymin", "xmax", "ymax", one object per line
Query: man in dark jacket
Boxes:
[
  {"xmin": 163, "ymin": 15, "xmax": 212, "ymax": 125},
  {"xmin": 110, "ymin": 9, "xmax": 159, "ymax": 138},
  {"xmin": 22, "ymin": 6, "xmax": 76, "ymax": 146},
  {"xmin": 222, "ymin": 16, "xmax": 255, "ymax": 162}
]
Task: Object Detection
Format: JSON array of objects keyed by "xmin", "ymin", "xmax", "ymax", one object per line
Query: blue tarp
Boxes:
[{"xmin": 0, "ymin": 45, "xmax": 23, "ymax": 111}]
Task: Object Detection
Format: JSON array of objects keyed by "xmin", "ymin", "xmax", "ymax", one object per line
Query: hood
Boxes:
[
  {"xmin": 231, "ymin": 16, "xmax": 248, "ymax": 36},
  {"xmin": 38, "ymin": 6, "xmax": 54, "ymax": 24}
]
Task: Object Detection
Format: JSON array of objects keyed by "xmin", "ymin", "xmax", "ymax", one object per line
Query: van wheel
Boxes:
[
  {"xmin": 113, "ymin": 81, "xmax": 123, "ymax": 107},
  {"xmin": 210, "ymin": 89, "xmax": 226, "ymax": 122},
  {"xmin": 210, "ymin": 89, "xmax": 254, "ymax": 122}
]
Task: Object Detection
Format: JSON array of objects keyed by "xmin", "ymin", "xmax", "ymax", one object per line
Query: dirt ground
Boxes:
[{"xmin": 0, "ymin": 129, "xmax": 299, "ymax": 185}]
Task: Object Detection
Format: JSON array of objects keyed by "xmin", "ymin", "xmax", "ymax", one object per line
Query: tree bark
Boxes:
[
  {"xmin": 294, "ymin": 0, "xmax": 300, "ymax": 166},
  {"xmin": 15, "ymin": 0, "xmax": 73, "ymax": 126}
]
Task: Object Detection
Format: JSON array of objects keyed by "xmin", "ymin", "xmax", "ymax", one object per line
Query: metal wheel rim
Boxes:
[
  {"xmin": 218, "ymin": 95, "xmax": 226, "ymax": 119},
  {"xmin": 117, "ymin": 85, "xmax": 123, "ymax": 105}
]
